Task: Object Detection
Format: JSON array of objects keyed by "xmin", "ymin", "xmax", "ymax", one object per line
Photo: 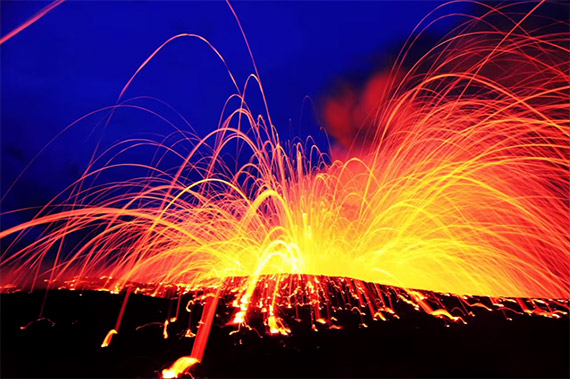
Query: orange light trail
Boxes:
[
  {"xmin": 0, "ymin": 0, "xmax": 65, "ymax": 45},
  {"xmin": 1, "ymin": 2, "xmax": 569, "ymax": 378}
]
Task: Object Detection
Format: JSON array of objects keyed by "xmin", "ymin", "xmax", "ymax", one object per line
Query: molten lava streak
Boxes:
[{"xmin": 1, "ymin": 2, "xmax": 569, "ymax": 378}]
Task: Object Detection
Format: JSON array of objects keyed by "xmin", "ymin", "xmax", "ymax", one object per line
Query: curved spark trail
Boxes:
[
  {"xmin": 0, "ymin": 0, "xmax": 66, "ymax": 45},
  {"xmin": 1, "ymin": 2, "xmax": 569, "ymax": 378}
]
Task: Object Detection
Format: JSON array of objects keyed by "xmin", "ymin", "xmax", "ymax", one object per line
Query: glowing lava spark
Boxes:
[{"xmin": 1, "ymin": 1, "xmax": 569, "ymax": 378}]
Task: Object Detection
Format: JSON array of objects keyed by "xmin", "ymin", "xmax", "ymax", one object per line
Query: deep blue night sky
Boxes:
[{"xmin": 1, "ymin": 1, "xmax": 469, "ymax": 229}]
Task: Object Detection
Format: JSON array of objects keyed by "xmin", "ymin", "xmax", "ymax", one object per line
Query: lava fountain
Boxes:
[{"xmin": 1, "ymin": 1, "xmax": 569, "ymax": 378}]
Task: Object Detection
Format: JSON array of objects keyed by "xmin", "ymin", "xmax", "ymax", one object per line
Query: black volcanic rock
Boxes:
[{"xmin": 1, "ymin": 289, "xmax": 568, "ymax": 378}]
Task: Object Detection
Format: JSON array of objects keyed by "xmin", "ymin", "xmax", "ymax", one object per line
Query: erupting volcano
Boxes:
[{"xmin": 1, "ymin": 1, "xmax": 569, "ymax": 378}]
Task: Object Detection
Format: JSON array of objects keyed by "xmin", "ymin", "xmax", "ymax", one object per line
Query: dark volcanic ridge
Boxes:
[{"xmin": 1, "ymin": 276, "xmax": 569, "ymax": 378}]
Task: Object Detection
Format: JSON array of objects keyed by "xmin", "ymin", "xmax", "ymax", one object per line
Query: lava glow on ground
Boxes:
[{"xmin": 1, "ymin": 1, "xmax": 569, "ymax": 378}]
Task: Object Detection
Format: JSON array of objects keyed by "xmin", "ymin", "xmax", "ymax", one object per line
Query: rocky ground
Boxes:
[{"xmin": 1, "ymin": 289, "xmax": 568, "ymax": 378}]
